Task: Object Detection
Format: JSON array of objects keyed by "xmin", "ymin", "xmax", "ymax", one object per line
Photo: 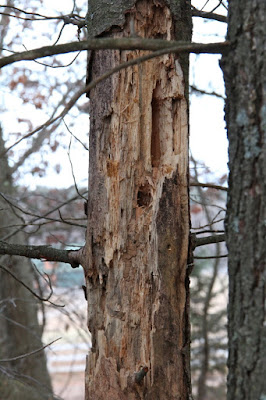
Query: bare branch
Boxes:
[
  {"xmin": 1, "ymin": 190, "xmax": 87, "ymax": 241},
  {"xmin": 67, "ymin": 135, "xmax": 87, "ymax": 200},
  {"xmin": 192, "ymin": 233, "xmax": 226, "ymax": 249},
  {"xmin": 63, "ymin": 118, "xmax": 88, "ymax": 151},
  {"xmin": 190, "ymin": 182, "xmax": 228, "ymax": 191},
  {"xmin": 0, "ymin": 337, "xmax": 61, "ymax": 363},
  {"xmin": 0, "ymin": 191, "xmax": 86, "ymax": 229},
  {"xmin": 0, "ymin": 313, "xmax": 45, "ymax": 340},
  {"xmin": 193, "ymin": 229, "xmax": 224, "ymax": 234},
  {"xmin": 0, "ymin": 6, "xmax": 86, "ymax": 26},
  {"xmin": 191, "ymin": 217, "xmax": 225, "ymax": 230},
  {"xmin": 0, "ymin": 263, "xmax": 64, "ymax": 307},
  {"xmin": 1, "ymin": 41, "xmax": 229, "ymax": 157},
  {"xmin": 192, "ymin": 8, "xmax": 227, "ymax": 22},
  {"xmin": 9, "ymin": 81, "xmax": 84, "ymax": 173},
  {"xmin": 0, "ymin": 38, "xmax": 230, "ymax": 69},
  {"xmin": 190, "ymin": 85, "xmax": 225, "ymax": 99},
  {"xmin": 194, "ymin": 254, "xmax": 228, "ymax": 259},
  {"xmin": 0, "ymin": 241, "xmax": 84, "ymax": 268}
]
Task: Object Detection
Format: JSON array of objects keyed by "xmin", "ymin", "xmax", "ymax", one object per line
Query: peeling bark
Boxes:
[{"xmin": 84, "ymin": 1, "xmax": 191, "ymax": 399}]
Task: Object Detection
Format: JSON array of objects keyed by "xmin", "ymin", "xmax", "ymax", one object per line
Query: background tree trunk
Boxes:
[
  {"xmin": 222, "ymin": 1, "xmax": 266, "ymax": 399},
  {"xmin": 84, "ymin": 1, "xmax": 192, "ymax": 399},
  {"xmin": 0, "ymin": 128, "xmax": 53, "ymax": 399},
  {"xmin": 0, "ymin": 6, "xmax": 52, "ymax": 397}
]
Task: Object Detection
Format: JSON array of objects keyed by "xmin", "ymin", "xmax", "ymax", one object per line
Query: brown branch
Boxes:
[
  {"xmin": 0, "ymin": 241, "xmax": 83, "ymax": 268},
  {"xmin": 194, "ymin": 229, "xmax": 224, "ymax": 234},
  {"xmin": 192, "ymin": 9, "xmax": 227, "ymax": 23},
  {"xmin": 1, "ymin": 41, "xmax": 230, "ymax": 158},
  {"xmin": 190, "ymin": 182, "xmax": 228, "ymax": 191},
  {"xmin": 192, "ymin": 233, "xmax": 226, "ymax": 250},
  {"xmin": 190, "ymin": 85, "xmax": 225, "ymax": 99},
  {"xmin": 0, "ymin": 337, "xmax": 61, "ymax": 363},
  {"xmin": 194, "ymin": 254, "xmax": 228, "ymax": 259},
  {"xmin": 0, "ymin": 38, "xmax": 230, "ymax": 69}
]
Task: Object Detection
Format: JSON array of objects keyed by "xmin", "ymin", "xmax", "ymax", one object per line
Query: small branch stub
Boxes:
[{"xmin": 134, "ymin": 366, "xmax": 148, "ymax": 384}]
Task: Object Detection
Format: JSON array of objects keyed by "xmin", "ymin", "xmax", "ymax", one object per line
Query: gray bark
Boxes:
[
  {"xmin": 0, "ymin": 128, "xmax": 53, "ymax": 399},
  {"xmin": 221, "ymin": 0, "xmax": 266, "ymax": 399}
]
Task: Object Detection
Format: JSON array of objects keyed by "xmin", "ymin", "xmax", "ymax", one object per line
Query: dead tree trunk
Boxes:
[
  {"xmin": 84, "ymin": 1, "xmax": 192, "ymax": 399},
  {"xmin": 221, "ymin": 0, "xmax": 266, "ymax": 399}
]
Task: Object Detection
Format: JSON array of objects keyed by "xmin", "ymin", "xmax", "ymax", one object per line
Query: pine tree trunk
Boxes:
[
  {"xmin": 222, "ymin": 1, "xmax": 266, "ymax": 399},
  {"xmin": 84, "ymin": 1, "xmax": 192, "ymax": 399}
]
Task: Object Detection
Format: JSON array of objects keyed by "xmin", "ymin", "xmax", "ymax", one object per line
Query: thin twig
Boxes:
[
  {"xmin": 0, "ymin": 191, "xmax": 86, "ymax": 229},
  {"xmin": 67, "ymin": 135, "xmax": 87, "ymax": 200},
  {"xmin": 0, "ymin": 337, "xmax": 61, "ymax": 362},
  {"xmin": 10, "ymin": 79, "xmax": 85, "ymax": 173},
  {"xmin": 194, "ymin": 254, "xmax": 228, "ymax": 259},
  {"xmin": 0, "ymin": 6, "xmax": 86, "ymax": 25},
  {"xmin": 190, "ymin": 85, "xmax": 225, "ymax": 99},
  {"xmin": 190, "ymin": 182, "xmax": 228, "ymax": 191},
  {"xmin": 1, "ymin": 40, "xmax": 230, "ymax": 157},
  {"xmin": 63, "ymin": 118, "xmax": 88, "ymax": 151},
  {"xmin": 193, "ymin": 229, "xmax": 224, "ymax": 234},
  {"xmin": 0, "ymin": 264, "xmax": 65, "ymax": 307},
  {"xmin": 191, "ymin": 8, "xmax": 227, "ymax": 23},
  {"xmin": 1, "ymin": 190, "xmax": 87, "ymax": 241}
]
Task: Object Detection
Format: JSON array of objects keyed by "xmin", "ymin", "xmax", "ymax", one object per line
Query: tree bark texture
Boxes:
[
  {"xmin": 84, "ymin": 1, "xmax": 191, "ymax": 399},
  {"xmin": 0, "ymin": 129, "xmax": 53, "ymax": 399},
  {"xmin": 222, "ymin": 1, "xmax": 266, "ymax": 399}
]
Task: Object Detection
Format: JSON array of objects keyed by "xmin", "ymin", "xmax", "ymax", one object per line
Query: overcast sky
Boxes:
[{"xmin": 0, "ymin": 0, "xmax": 228, "ymax": 189}]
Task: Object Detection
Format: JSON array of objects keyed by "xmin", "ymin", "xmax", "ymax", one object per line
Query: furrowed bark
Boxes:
[
  {"xmin": 84, "ymin": 1, "xmax": 192, "ymax": 399},
  {"xmin": 221, "ymin": 0, "xmax": 266, "ymax": 398}
]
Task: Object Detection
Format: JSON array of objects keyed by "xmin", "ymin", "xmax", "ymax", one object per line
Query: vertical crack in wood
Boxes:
[
  {"xmin": 151, "ymin": 92, "xmax": 161, "ymax": 168},
  {"xmin": 85, "ymin": 1, "xmax": 190, "ymax": 398}
]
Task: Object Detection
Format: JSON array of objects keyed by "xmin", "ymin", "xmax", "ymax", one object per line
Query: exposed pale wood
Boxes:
[{"xmin": 84, "ymin": 1, "xmax": 191, "ymax": 398}]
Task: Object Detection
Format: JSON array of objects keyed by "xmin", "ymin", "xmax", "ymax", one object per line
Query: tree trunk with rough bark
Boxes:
[
  {"xmin": 221, "ymin": 1, "xmax": 266, "ymax": 399},
  {"xmin": 83, "ymin": 1, "xmax": 192, "ymax": 399},
  {"xmin": 0, "ymin": 129, "xmax": 53, "ymax": 399}
]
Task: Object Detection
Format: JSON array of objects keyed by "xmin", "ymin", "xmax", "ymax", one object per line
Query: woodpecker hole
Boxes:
[{"xmin": 137, "ymin": 183, "xmax": 152, "ymax": 207}]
